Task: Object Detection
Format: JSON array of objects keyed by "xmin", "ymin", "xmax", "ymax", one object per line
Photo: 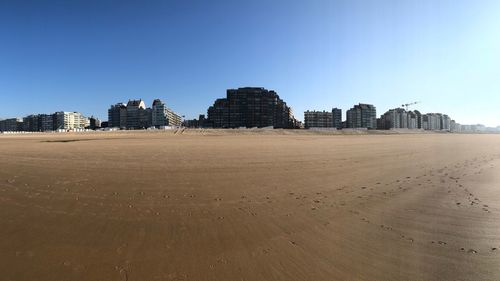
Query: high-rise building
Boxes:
[
  {"xmin": 332, "ymin": 108, "xmax": 342, "ymax": 129},
  {"xmin": 108, "ymin": 103, "xmax": 127, "ymax": 129},
  {"xmin": 207, "ymin": 99, "xmax": 229, "ymax": 128},
  {"xmin": 22, "ymin": 114, "xmax": 41, "ymax": 132},
  {"xmin": 413, "ymin": 110, "xmax": 423, "ymax": 129},
  {"xmin": 379, "ymin": 108, "xmax": 421, "ymax": 130},
  {"xmin": 346, "ymin": 103, "xmax": 377, "ymax": 129},
  {"xmin": 442, "ymin": 115, "xmax": 451, "ymax": 131},
  {"xmin": 54, "ymin": 112, "xmax": 87, "ymax": 130},
  {"xmin": 422, "ymin": 113, "xmax": 445, "ymax": 131},
  {"xmin": 108, "ymin": 98, "xmax": 181, "ymax": 130},
  {"xmin": 206, "ymin": 87, "xmax": 297, "ymax": 129},
  {"xmin": 39, "ymin": 114, "xmax": 54, "ymax": 131},
  {"xmin": 152, "ymin": 99, "xmax": 182, "ymax": 127},
  {"xmin": 407, "ymin": 111, "xmax": 418, "ymax": 129},
  {"xmin": 126, "ymin": 100, "xmax": 147, "ymax": 129},
  {"xmin": 0, "ymin": 118, "xmax": 23, "ymax": 132}
]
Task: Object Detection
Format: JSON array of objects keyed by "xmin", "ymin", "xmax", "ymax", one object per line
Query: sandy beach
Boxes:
[{"xmin": 1, "ymin": 131, "xmax": 499, "ymax": 281}]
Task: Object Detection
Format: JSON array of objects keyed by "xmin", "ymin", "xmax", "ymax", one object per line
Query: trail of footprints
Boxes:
[
  {"xmin": 347, "ymin": 153, "xmax": 500, "ymax": 255},
  {"xmin": 352, "ymin": 210, "xmax": 499, "ymax": 255}
]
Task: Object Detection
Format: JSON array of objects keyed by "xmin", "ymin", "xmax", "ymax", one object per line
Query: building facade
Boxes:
[
  {"xmin": 332, "ymin": 108, "xmax": 342, "ymax": 129},
  {"xmin": 304, "ymin": 110, "xmax": 333, "ymax": 128},
  {"xmin": 346, "ymin": 103, "xmax": 377, "ymax": 129},
  {"xmin": 39, "ymin": 114, "xmax": 54, "ymax": 132},
  {"xmin": 304, "ymin": 108, "xmax": 342, "ymax": 129},
  {"xmin": 0, "ymin": 118, "xmax": 23, "ymax": 132},
  {"xmin": 108, "ymin": 98, "xmax": 182, "ymax": 130},
  {"xmin": 206, "ymin": 87, "xmax": 297, "ymax": 129},
  {"xmin": 151, "ymin": 99, "xmax": 182, "ymax": 127},
  {"xmin": 379, "ymin": 108, "xmax": 422, "ymax": 130},
  {"xmin": 422, "ymin": 113, "xmax": 450, "ymax": 131},
  {"xmin": 54, "ymin": 112, "xmax": 87, "ymax": 130},
  {"xmin": 22, "ymin": 115, "xmax": 41, "ymax": 132},
  {"xmin": 108, "ymin": 103, "xmax": 127, "ymax": 129},
  {"xmin": 125, "ymin": 100, "xmax": 147, "ymax": 129}
]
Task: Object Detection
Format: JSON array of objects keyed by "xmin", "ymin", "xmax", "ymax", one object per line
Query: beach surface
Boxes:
[{"xmin": 1, "ymin": 131, "xmax": 500, "ymax": 281}]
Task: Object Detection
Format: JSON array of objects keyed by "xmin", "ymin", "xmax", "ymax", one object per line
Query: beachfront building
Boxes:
[
  {"xmin": 346, "ymin": 103, "xmax": 377, "ymax": 129},
  {"xmin": 421, "ymin": 113, "xmax": 452, "ymax": 131},
  {"xmin": 88, "ymin": 116, "xmax": 101, "ymax": 130},
  {"xmin": 304, "ymin": 110, "xmax": 333, "ymax": 128},
  {"xmin": 414, "ymin": 110, "xmax": 423, "ymax": 129},
  {"xmin": 1, "ymin": 112, "xmax": 89, "ymax": 132},
  {"xmin": 108, "ymin": 98, "xmax": 182, "ymax": 130},
  {"xmin": 379, "ymin": 108, "xmax": 422, "ymax": 130},
  {"xmin": 40, "ymin": 114, "xmax": 55, "ymax": 131},
  {"xmin": 207, "ymin": 98, "xmax": 229, "ymax": 128},
  {"xmin": 54, "ymin": 112, "xmax": 87, "ymax": 130},
  {"xmin": 22, "ymin": 114, "xmax": 41, "ymax": 132},
  {"xmin": 108, "ymin": 103, "xmax": 127, "ymax": 129},
  {"xmin": 206, "ymin": 87, "xmax": 297, "ymax": 129},
  {"xmin": 151, "ymin": 99, "xmax": 182, "ymax": 128},
  {"xmin": 0, "ymin": 118, "xmax": 23, "ymax": 132},
  {"xmin": 126, "ymin": 99, "xmax": 147, "ymax": 129},
  {"xmin": 442, "ymin": 114, "xmax": 451, "ymax": 131},
  {"xmin": 332, "ymin": 108, "xmax": 342, "ymax": 129},
  {"xmin": 304, "ymin": 108, "xmax": 342, "ymax": 129}
]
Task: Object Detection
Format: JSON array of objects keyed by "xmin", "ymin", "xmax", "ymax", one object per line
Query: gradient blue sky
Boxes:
[{"xmin": 1, "ymin": 0, "xmax": 499, "ymax": 126}]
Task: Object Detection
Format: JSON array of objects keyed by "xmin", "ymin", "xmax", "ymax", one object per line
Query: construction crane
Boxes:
[{"xmin": 401, "ymin": 101, "xmax": 420, "ymax": 111}]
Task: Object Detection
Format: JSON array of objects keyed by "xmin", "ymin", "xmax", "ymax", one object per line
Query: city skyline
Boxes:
[{"xmin": 1, "ymin": 0, "xmax": 500, "ymax": 126}]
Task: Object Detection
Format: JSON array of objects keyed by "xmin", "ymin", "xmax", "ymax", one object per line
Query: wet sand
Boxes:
[{"xmin": 0, "ymin": 131, "xmax": 499, "ymax": 281}]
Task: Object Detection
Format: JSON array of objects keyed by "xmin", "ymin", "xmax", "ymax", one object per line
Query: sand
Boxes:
[{"xmin": 0, "ymin": 131, "xmax": 499, "ymax": 281}]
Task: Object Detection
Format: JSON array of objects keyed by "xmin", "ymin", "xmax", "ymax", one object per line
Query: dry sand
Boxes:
[{"xmin": 1, "ymin": 131, "xmax": 499, "ymax": 281}]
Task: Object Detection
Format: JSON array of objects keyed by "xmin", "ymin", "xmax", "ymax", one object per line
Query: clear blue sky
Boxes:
[{"xmin": 1, "ymin": 0, "xmax": 499, "ymax": 126}]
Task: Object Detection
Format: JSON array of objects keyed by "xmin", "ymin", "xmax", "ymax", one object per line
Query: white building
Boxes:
[
  {"xmin": 151, "ymin": 99, "xmax": 182, "ymax": 127},
  {"xmin": 54, "ymin": 112, "xmax": 87, "ymax": 130}
]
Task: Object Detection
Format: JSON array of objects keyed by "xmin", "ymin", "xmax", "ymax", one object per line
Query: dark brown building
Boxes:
[{"xmin": 207, "ymin": 87, "xmax": 296, "ymax": 129}]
